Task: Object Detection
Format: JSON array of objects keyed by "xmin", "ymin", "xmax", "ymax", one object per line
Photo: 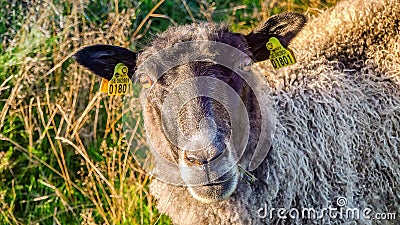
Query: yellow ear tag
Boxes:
[
  {"xmin": 107, "ymin": 63, "xmax": 132, "ymax": 96},
  {"xmin": 100, "ymin": 78, "xmax": 109, "ymax": 93},
  {"xmin": 266, "ymin": 37, "xmax": 296, "ymax": 69}
]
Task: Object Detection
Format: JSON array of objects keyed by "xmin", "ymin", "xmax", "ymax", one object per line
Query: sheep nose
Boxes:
[
  {"xmin": 183, "ymin": 146, "xmax": 224, "ymax": 166},
  {"xmin": 182, "ymin": 132, "xmax": 226, "ymax": 166}
]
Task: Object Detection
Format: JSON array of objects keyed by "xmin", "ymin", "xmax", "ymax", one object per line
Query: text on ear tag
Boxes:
[
  {"xmin": 267, "ymin": 37, "xmax": 296, "ymax": 69},
  {"xmin": 107, "ymin": 63, "xmax": 132, "ymax": 96}
]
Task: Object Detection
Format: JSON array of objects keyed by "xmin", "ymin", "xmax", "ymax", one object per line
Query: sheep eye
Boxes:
[{"xmin": 139, "ymin": 75, "xmax": 153, "ymax": 88}]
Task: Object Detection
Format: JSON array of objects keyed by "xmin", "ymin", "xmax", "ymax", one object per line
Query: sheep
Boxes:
[{"xmin": 74, "ymin": 0, "xmax": 400, "ymax": 224}]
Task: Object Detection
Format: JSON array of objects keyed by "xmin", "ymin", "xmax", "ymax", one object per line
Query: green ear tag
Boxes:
[
  {"xmin": 107, "ymin": 63, "xmax": 132, "ymax": 96},
  {"xmin": 266, "ymin": 37, "xmax": 296, "ymax": 69}
]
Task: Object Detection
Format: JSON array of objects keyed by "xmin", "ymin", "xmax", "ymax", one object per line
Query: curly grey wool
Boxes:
[{"xmin": 149, "ymin": 0, "xmax": 400, "ymax": 224}]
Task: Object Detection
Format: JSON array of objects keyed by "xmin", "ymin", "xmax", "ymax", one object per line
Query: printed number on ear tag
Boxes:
[
  {"xmin": 267, "ymin": 37, "xmax": 296, "ymax": 69},
  {"xmin": 107, "ymin": 63, "xmax": 132, "ymax": 96}
]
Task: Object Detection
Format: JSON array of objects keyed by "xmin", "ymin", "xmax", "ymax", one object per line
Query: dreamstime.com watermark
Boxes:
[{"xmin": 257, "ymin": 197, "xmax": 396, "ymax": 221}]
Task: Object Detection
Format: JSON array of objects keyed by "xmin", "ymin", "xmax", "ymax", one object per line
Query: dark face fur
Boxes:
[
  {"xmin": 74, "ymin": 12, "xmax": 306, "ymax": 203},
  {"xmin": 140, "ymin": 61, "xmax": 247, "ymax": 203}
]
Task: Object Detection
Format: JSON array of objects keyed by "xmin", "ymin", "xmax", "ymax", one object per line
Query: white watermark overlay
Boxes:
[
  {"xmin": 123, "ymin": 40, "xmax": 275, "ymax": 185},
  {"xmin": 257, "ymin": 197, "xmax": 396, "ymax": 221}
]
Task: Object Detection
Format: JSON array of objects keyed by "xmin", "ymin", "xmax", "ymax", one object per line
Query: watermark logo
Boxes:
[{"xmin": 257, "ymin": 197, "xmax": 396, "ymax": 221}]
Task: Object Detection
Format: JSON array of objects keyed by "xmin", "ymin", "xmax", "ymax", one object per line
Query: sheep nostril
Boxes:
[
  {"xmin": 183, "ymin": 146, "xmax": 224, "ymax": 166},
  {"xmin": 186, "ymin": 155, "xmax": 197, "ymax": 164},
  {"xmin": 184, "ymin": 151, "xmax": 204, "ymax": 165}
]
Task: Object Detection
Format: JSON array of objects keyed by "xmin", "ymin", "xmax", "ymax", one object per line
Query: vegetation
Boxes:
[{"xmin": 0, "ymin": 0, "xmax": 337, "ymax": 224}]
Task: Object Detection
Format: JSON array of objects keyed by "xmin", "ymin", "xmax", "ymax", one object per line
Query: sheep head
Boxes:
[{"xmin": 74, "ymin": 12, "xmax": 306, "ymax": 203}]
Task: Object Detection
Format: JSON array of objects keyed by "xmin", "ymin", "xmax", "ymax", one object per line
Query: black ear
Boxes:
[
  {"xmin": 73, "ymin": 45, "xmax": 137, "ymax": 80},
  {"xmin": 245, "ymin": 12, "xmax": 306, "ymax": 62}
]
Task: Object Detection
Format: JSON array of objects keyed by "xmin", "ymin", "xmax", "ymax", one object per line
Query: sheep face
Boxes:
[
  {"xmin": 74, "ymin": 12, "xmax": 306, "ymax": 203},
  {"xmin": 139, "ymin": 60, "xmax": 247, "ymax": 203}
]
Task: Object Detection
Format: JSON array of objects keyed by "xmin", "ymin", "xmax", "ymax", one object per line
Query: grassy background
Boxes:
[{"xmin": 0, "ymin": 0, "xmax": 338, "ymax": 224}]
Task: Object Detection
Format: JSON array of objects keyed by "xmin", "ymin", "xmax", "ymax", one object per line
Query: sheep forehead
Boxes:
[{"xmin": 136, "ymin": 23, "xmax": 248, "ymax": 66}]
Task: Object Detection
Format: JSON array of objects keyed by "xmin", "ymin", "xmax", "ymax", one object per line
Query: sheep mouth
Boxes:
[{"xmin": 187, "ymin": 167, "xmax": 239, "ymax": 203}]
